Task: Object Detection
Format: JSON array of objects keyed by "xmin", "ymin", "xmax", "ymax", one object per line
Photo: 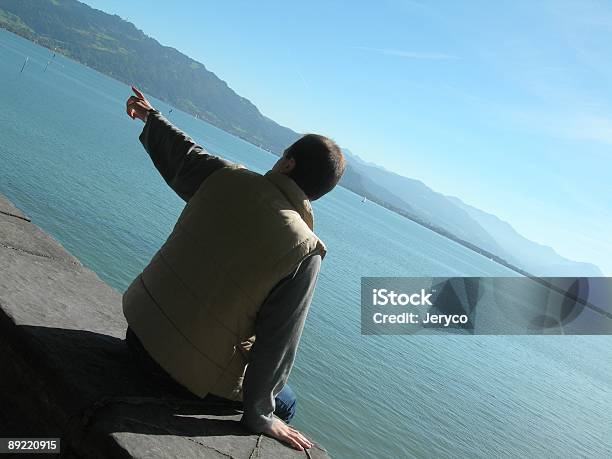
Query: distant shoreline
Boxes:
[{"xmin": 361, "ymin": 192, "xmax": 535, "ymax": 277}]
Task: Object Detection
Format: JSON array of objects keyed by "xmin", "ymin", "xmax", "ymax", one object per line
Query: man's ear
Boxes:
[{"xmin": 280, "ymin": 157, "xmax": 296, "ymax": 175}]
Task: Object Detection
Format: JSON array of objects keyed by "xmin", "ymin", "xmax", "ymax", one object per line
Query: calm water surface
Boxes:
[{"xmin": 1, "ymin": 30, "xmax": 610, "ymax": 458}]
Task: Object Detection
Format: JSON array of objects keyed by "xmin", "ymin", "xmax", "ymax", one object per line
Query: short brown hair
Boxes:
[{"xmin": 285, "ymin": 134, "xmax": 346, "ymax": 200}]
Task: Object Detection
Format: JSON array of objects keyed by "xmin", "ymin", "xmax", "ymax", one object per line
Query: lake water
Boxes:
[{"xmin": 1, "ymin": 29, "xmax": 610, "ymax": 458}]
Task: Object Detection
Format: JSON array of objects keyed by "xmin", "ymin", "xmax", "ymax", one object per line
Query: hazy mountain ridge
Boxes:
[
  {"xmin": 0, "ymin": 0, "xmax": 599, "ymax": 276},
  {"xmin": 447, "ymin": 196, "xmax": 603, "ymax": 276},
  {"xmin": 343, "ymin": 150, "xmax": 504, "ymax": 255}
]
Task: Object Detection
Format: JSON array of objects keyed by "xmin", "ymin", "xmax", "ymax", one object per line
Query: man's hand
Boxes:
[
  {"xmin": 262, "ymin": 418, "xmax": 313, "ymax": 451},
  {"xmin": 126, "ymin": 86, "xmax": 154, "ymax": 122}
]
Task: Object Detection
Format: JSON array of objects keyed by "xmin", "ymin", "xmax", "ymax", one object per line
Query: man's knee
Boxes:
[{"xmin": 274, "ymin": 385, "xmax": 297, "ymax": 423}]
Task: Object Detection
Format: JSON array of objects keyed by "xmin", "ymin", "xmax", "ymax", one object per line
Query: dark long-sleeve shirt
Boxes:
[{"xmin": 139, "ymin": 111, "xmax": 321, "ymax": 432}]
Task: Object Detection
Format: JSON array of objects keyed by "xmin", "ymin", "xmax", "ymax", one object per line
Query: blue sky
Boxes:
[{"xmin": 82, "ymin": 0, "xmax": 612, "ymax": 274}]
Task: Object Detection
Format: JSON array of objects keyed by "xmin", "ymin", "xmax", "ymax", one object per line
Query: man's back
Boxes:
[{"xmin": 123, "ymin": 165, "xmax": 325, "ymax": 400}]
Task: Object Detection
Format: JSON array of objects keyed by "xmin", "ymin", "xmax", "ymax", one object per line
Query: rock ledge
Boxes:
[{"xmin": 0, "ymin": 193, "xmax": 329, "ymax": 458}]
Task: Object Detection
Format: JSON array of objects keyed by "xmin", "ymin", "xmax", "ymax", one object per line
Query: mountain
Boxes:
[
  {"xmin": 0, "ymin": 0, "xmax": 300, "ymax": 153},
  {"xmin": 448, "ymin": 196, "xmax": 603, "ymax": 276},
  {"xmin": 343, "ymin": 151, "xmax": 504, "ymax": 256},
  {"xmin": 0, "ymin": 0, "xmax": 600, "ymax": 276}
]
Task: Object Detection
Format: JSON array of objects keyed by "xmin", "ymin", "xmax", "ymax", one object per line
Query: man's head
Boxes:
[{"xmin": 272, "ymin": 134, "xmax": 346, "ymax": 201}]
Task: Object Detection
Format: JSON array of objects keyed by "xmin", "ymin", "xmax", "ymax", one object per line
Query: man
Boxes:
[{"xmin": 122, "ymin": 87, "xmax": 345, "ymax": 451}]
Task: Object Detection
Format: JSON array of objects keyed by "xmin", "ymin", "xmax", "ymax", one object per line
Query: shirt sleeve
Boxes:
[
  {"xmin": 241, "ymin": 254, "xmax": 322, "ymax": 433},
  {"xmin": 139, "ymin": 110, "xmax": 234, "ymax": 201}
]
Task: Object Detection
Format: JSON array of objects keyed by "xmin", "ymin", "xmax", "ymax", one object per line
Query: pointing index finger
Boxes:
[{"xmin": 131, "ymin": 85, "xmax": 145, "ymax": 100}]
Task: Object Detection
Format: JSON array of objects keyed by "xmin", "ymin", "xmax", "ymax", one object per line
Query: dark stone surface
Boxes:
[{"xmin": 0, "ymin": 193, "xmax": 330, "ymax": 458}]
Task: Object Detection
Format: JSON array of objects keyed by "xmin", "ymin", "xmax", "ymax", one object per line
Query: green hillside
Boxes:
[{"xmin": 0, "ymin": 0, "xmax": 300, "ymax": 153}]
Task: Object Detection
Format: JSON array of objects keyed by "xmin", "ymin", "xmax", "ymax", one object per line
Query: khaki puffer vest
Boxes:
[{"xmin": 123, "ymin": 166, "xmax": 326, "ymax": 400}]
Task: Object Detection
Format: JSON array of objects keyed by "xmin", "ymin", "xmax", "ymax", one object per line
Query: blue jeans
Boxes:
[
  {"xmin": 272, "ymin": 384, "xmax": 297, "ymax": 423},
  {"xmin": 202, "ymin": 384, "xmax": 296, "ymax": 423},
  {"xmin": 125, "ymin": 327, "xmax": 297, "ymax": 423}
]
